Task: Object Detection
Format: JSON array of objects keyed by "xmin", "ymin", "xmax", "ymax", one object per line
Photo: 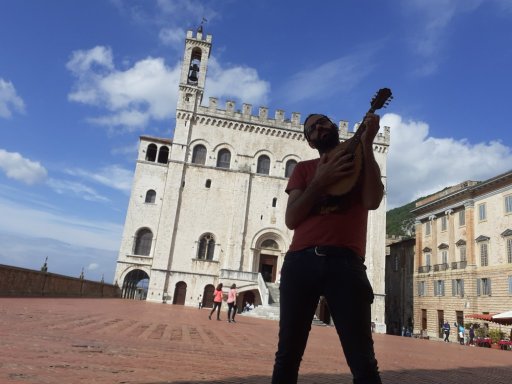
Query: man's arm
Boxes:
[
  {"xmin": 285, "ymin": 151, "xmax": 356, "ymax": 229},
  {"xmin": 359, "ymin": 113, "xmax": 385, "ymax": 210}
]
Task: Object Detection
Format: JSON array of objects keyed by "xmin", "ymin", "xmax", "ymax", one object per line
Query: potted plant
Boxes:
[{"xmin": 488, "ymin": 328, "xmax": 505, "ymax": 348}]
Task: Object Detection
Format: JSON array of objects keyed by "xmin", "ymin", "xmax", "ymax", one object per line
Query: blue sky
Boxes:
[{"xmin": 1, "ymin": 0, "xmax": 512, "ymax": 282}]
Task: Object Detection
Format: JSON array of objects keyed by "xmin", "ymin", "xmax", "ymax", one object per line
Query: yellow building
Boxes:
[{"xmin": 412, "ymin": 170, "xmax": 512, "ymax": 339}]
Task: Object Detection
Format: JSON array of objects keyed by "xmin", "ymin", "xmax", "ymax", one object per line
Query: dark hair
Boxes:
[
  {"xmin": 231, "ymin": 283, "xmax": 236, "ymax": 289},
  {"xmin": 216, "ymin": 283, "xmax": 223, "ymax": 290},
  {"xmin": 303, "ymin": 114, "xmax": 337, "ymax": 141}
]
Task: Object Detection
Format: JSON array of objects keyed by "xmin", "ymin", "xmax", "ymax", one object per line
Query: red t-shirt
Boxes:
[
  {"xmin": 213, "ymin": 289, "xmax": 223, "ymax": 303},
  {"xmin": 286, "ymin": 158, "xmax": 368, "ymax": 257}
]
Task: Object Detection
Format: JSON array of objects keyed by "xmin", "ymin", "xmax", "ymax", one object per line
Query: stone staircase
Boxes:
[
  {"xmin": 240, "ymin": 282, "xmax": 281, "ymax": 321},
  {"xmin": 240, "ymin": 281, "xmax": 329, "ymax": 326}
]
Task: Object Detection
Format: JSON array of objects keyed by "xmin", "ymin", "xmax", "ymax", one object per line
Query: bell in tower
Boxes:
[{"xmin": 188, "ymin": 62, "xmax": 199, "ymax": 84}]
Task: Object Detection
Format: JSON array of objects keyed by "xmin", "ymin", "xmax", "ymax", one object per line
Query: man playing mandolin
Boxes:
[{"xmin": 272, "ymin": 90, "xmax": 388, "ymax": 384}]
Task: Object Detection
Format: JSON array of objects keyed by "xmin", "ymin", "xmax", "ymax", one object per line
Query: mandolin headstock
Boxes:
[{"xmin": 370, "ymin": 88, "xmax": 393, "ymax": 113}]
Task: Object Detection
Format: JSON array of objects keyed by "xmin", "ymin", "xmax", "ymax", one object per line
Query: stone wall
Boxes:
[{"xmin": 0, "ymin": 264, "xmax": 121, "ymax": 298}]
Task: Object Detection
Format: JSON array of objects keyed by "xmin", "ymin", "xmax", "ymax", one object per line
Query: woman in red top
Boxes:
[{"xmin": 208, "ymin": 283, "xmax": 223, "ymax": 320}]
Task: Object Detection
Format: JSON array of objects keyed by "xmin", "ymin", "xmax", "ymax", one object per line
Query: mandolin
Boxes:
[{"xmin": 325, "ymin": 87, "xmax": 392, "ymax": 196}]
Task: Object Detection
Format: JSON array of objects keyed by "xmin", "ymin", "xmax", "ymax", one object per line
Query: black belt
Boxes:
[{"xmin": 303, "ymin": 246, "xmax": 350, "ymax": 257}]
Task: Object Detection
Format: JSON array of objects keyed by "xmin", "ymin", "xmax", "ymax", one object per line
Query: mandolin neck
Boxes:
[{"xmin": 345, "ymin": 105, "xmax": 378, "ymax": 155}]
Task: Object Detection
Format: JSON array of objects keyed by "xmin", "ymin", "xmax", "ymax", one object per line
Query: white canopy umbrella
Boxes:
[{"xmin": 493, "ymin": 310, "xmax": 512, "ymax": 319}]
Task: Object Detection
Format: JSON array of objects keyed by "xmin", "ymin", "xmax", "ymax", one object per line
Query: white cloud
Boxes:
[
  {"xmin": 401, "ymin": 0, "xmax": 489, "ymax": 75},
  {"xmin": 280, "ymin": 49, "xmax": 376, "ymax": 104},
  {"xmin": 204, "ymin": 57, "xmax": 270, "ymax": 106},
  {"xmin": 64, "ymin": 164, "xmax": 134, "ymax": 193},
  {"xmin": 0, "ymin": 149, "xmax": 47, "ymax": 184},
  {"xmin": 0, "ymin": 232, "xmax": 117, "ymax": 283},
  {"xmin": 0, "ymin": 194, "xmax": 122, "ymax": 251},
  {"xmin": 67, "ymin": 47, "xmax": 271, "ymax": 131},
  {"xmin": 0, "ymin": 78, "xmax": 25, "ymax": 118},
  {"xmin": 67, "ymin": 47, "xmax": 181, "ymax": 131},
  {"xmin": 159, "ymin": 27, "xmax": 186, "ymax": 49},
  {"xmin": 382, "ymin": 113, "xmax": 512, "ymax": 208},
  {"xmin": 46, "ymin": 178, "xmax": 110, "ymax": 202}
]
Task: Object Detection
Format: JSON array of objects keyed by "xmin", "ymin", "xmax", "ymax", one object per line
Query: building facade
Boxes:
[
  {"xmin": 114, "ymin": 28, "xmax": 390, "ymax": 331},
  {"xmin": 385, "ymin": 236, "xmax": 415, "ymax": 335},
  {"xmin": 412, "ymin": 171, "xmax": 512, "ymax": 338}
]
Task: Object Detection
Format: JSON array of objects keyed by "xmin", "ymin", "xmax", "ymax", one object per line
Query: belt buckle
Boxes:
[{"xmin": 314, "ymin": 246, "xmax": 327, "ymax": 256}]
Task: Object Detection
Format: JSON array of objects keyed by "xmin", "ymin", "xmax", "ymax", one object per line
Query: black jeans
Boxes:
[
  {"xmin": 209, "ymin": 302, "xmax": 221, "ymax": 319},
  {"xmin": 227, "ymin": 302, "xmax": 237, "ymax": 320},
  {"xmin": 272, "ymin": 247, "xmax": 381, "ymax": 384}
]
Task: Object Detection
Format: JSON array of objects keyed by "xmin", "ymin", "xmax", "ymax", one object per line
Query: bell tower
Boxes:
[{"xmin": 177, "ymin": 26, "xmax": 212, "ymax": 112}]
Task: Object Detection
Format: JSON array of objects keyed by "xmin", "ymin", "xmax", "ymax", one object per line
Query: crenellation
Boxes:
[
  {"xmin": 209, "ymin": 97, "xmax": 218, "ymax": 111},
  {"xmin": 186, "ymin": 29, "xmax": 212, "ymax": 43},
  {"xmin": 275, "ymin": 109, "xmax": 284, "ymax": 122},
  {"xmin": 258, "ymin": 106, "xmax": 268, "ymax": 120},
  {"xmin": 243, "ymin": 103, "xmax": 252, "ymax": 116},
  {"xmin": 226, "ymin": 100, "xmax": 235, "ymax": 115}
]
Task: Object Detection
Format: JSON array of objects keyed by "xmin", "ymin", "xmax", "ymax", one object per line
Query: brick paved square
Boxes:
[{"xmin": 0, "ymin": 298, "xmax": 510, "ymax": 383}]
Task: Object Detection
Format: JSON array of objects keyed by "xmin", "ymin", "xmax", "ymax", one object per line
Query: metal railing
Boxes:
[
  {"xmin": 433, "ymin": 263, "xmax": 449, "ymax": 272},
  {"xmin": 451, "ymin": 261, "xmax": 467, "ymax": 270}
]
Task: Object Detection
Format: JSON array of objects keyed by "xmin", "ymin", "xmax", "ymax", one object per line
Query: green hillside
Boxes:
[{"xmin": 386, "ymin": 200, "xmax": 418, "ymax": 237}]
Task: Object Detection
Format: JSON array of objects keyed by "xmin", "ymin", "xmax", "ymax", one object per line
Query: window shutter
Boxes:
[
  {"xmin": 452, "ymin": 280, "xmax": 455, "ymax": 296},
  {"xmin": 476, "ymin": 278, "xmax": 481, "ymax": 296},
  {"xmin": 461, "ymin": 280, "xmax": 464, "ymax": 297},
  {"xmin": 488, "ymin": 279, "xmax": 492, "ymax": 296}
]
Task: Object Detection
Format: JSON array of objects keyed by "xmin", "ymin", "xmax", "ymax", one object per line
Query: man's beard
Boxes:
[{"xmin": 310, "ymin": 130, "xmax": 339, "ymax": 153}]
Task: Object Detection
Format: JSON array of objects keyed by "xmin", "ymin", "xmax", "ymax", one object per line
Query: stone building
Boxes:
[
  {"xmin": 385, "ymin": 236, "xmax": 415, "ymax": 335},
  {"xmin": 114, "ymin": 28, "xmax": 390, "ymax": 331},
  {"xmin": 412, "ymin": 170, "xmax": 512, "ymax": 338}
]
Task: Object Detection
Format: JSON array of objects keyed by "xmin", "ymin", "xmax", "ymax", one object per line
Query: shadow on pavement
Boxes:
[{"xmin": 137, "ymin": 364, "xmax": 512, "ymax": 384}]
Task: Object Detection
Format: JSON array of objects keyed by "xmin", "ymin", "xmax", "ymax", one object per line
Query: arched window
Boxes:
[
  {"xmin": 197, "ymin": 233, "xmax": 215, "ymax": 261},
  {"xmin": 216, "ymin": 149, "xmax": 231, "ymax": 169},
  {"xmin": 145, "ymin": 190, "xmax": 156, "ymax": 203},
  {"xmin": 146, "ymin": 144, "xmax": 157, "ymax": 162},
  {"xmin": 192, "ymin": 145, "xmax": 207, "ymax": 165},
  {"xmin": 257, "ymin": 155, "xmax": 270, "ymax": 175},
  {"xmin": 157, "ymin": 146, "xmax": 169, "ymax": 164},
  {"xmin": 134, "ymin": 228, "xmax": 153, "ymax": 256},
  {"xmin": 285, "ymin": 159, "xmax": 297, "ymax": 177}
]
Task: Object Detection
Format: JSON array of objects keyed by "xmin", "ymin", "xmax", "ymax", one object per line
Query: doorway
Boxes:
[
  {"xmin": 421, "ymin": 309, "xmax": 427, "ymax": 332},
  {"xmin": 172, "ymin": 281, "xmax": 187, "ymax": 305},
  {"xmin": 438, "ymin": 309, "xmax": 444, "ymax": 338},
  {"xmin": 259, "ymin": 254, "xmax": 277, "ymax": 282}
]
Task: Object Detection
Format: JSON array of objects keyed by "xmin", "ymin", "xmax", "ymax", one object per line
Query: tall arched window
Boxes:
[
  {"xmin": 257, "ymin": 155, "xmax": 270, "ymax": 175},
  {"xmin": 146, "ymin": 144, "xmax": 157, "ymax": 162},
  {"xmin": 197, "ymin": 233, "xmax": 215, "ymax": 261},
  {"xmin": 192, "ymin": 145, "xmax": 207, "ymax": 165},
  {"xmin": 134, "ymin": 228, "xmax": 153, "ymax": 256},
  {"xmin": 145, "ymin": 190, "xmax": 156, "ymax": 203},
  {"xmin": 216, "ymin": 149, "xmax": 231, "ymax": 169},
  {"xmin": 157, "ymin": 146, "xmax": 169, "ymax": 164},
  {"xmin": 285, "ymin": 159, "xmax": 297, "ymax": 177}
]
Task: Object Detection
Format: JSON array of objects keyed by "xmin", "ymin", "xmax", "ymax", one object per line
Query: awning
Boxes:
[
  {"xmin": 492, "ymin": 311, "xmax": 512, "ymax": 325},
  {"xmin": 464, "ymin": 313, "xmax": 496, "ymax": 321},
  {"xmin": 465, "ymin": 312, "xmax": 512, "ymax": 326}
]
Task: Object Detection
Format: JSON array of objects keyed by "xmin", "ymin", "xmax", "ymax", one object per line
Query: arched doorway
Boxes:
[
  {"xmin": 242, "ymin": 291, "xmax": 255, "ymax": 308},
  {"xmin": 202, "ymin": 284, "xmax": 214, "ymax": 308},
  {"xmin": 172, "ymin": 281, "xmax": 187, "ymax": 305},
  {"xmin": 258, "ymin": 239, "xmax": 281, "ymax": 282},
  {"xmin": 122, "ymin": 269, "xmax": 149, "ymax": 300}
]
